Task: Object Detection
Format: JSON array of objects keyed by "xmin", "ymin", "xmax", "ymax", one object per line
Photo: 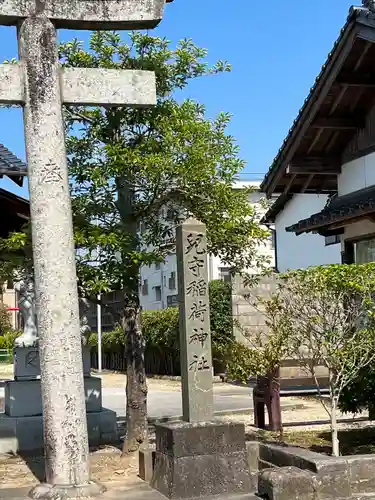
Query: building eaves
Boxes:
[
  {"xmin": 0, "ymin": 144, "xmax": 27, "ymax": 187},
  {"xmin": 262, "ymin": 193, "xmax": 293, "ymax": 224},
  {"xmin": 260, "ymin": 5, "xmax": 370, "ymax": 195},
  {"xmin": 285, "ymin": 185, "xmax": 375, "ymax": 235}
]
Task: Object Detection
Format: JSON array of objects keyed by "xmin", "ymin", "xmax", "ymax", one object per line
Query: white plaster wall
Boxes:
[
  {"xmin": 275, "ymin": 194, "xmax": 341, "ymax": 272},
  {"xmin": 339, "ymin": 152, "xmax": 375, "ymax": 195}
]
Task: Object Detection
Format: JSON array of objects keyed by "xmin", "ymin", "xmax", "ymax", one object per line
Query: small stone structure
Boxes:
[
  {"xmin": 0, "ymin": 344, "xmax": 117, "ymax": 454},
  {"xmin": 13, "ymin": 277, "xmax": 38, "ymax": 348},
  {"xmin": 150, "ymin": 219, "xmax": 252, "ymax": 499},
  {"xmin": 0, "ymin": 294, "xmax": 117, "ymax": 453},
  {"xmin": 247, "ymin": 440, "xmax": 375, "ymax": 499}
]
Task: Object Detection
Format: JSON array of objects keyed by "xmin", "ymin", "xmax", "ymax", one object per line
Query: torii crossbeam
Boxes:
[{"xmin": 0, "ymin": 1, "xmax": 170, "ymax": 497}]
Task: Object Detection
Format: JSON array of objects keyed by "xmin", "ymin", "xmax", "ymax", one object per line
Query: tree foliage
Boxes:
[
  {"xmin": 229, "ymin": 264, "xmax": 375, "ymax": 456},
  {"xmin": 0, "ymin": 31, "xmax": 269, "ymax": 453}
]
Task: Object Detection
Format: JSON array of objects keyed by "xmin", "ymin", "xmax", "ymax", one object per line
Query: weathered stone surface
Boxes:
[
  {"xmin": 176, "ymin": 218, "xmax": 213, "ymax": 423},
  {"xmin": 246, "ymin": 441, "xmax": 260, "ymax": 491},
  {"xmin": 151, "ymin": 420, "xmax": 252, "ymax": 499},
  {"xmin": 155, "ymin": 420, "xmax": 246, "ymax": 457},
  {"xmin": 258, "ymin": 443, "xmax": 353, "ymax": 499},
  {"xmin": 0, "ymin": 409, "xmax": 117, "ymax": 454},
  {"xmin": 258, "ymin": 467, "xmax": 318, "ymax": 500},
  {"xmin": 139, "ymin": 449, "xmax": 156, "ymax": 483},
  {"xmin": 152, "ymin": 450, "xmax": 251, "ymax": 499},
  {"xmin": 19, "ymin": 15, "xmax": 90, "ymax": 487},
  {"xmin": 62, "ymin": 68, "xmax": 156, "ymax": 107},
  {"xmin": 0, "ymin": 64, "xmax": 23, "ymax": 104},
  {"xmin": 314, "ymin": 458, "xmax": 351, "ymax": 499},
  {"xmin": 0, "ymin": 0, "xmax": 167, "ymax": 30},
  {"xmin": 13, "ymin": 345, "xmax": 91, "ymax": 380},
  {"xmin": 0, "ymin": 65, "xmax": 157, "ymax": 107},
  {"xmin": 5, "ymin": 377, "xmax": 103, "ymax": 417},
  {"xmin": 13, "ymin": 347, "xmax": 40, "ymax": 380},
  {"xmin": 348, "ymin": 455, "xmax": 375, "ymax": 495}
]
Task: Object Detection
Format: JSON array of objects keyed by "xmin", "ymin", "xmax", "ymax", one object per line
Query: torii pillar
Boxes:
[{"xmin": 0, "ymin": 1, "xmax": 170, "ymax": 497}]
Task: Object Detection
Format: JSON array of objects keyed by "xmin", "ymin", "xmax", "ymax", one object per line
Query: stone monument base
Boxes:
[
  {"xmin": 5, "ymin": 376, "xmax": 102, "ymax": 416},
  {"xmin": 151, "ymin": 420, "xmax": 252, "ymax": 499},
  {"xmin": 0, "ymin": 375, "xmax": 118, "ymax": 453},
  {"xmin": 0, "ymin": 408, "xmax": 118, "ymax": 454}
]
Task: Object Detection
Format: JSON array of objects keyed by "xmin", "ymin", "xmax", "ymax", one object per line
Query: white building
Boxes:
[
  {"xmin": 140, "ymin": 180, "xmax": 275, "ymax": 310},
  {"xmin": 263, "ymin": 193, "xmax": 341, "ymax": 272},
  {"xmin": 261, "ymin": 2, "xmax": 375, "ymax": 267}
]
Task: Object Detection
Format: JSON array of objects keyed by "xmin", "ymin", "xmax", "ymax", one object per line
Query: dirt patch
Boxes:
[
  {"xmin": 0, "ymin": 448, "xmax": 140, "ymax": 489},
  {"xmin": 95, "ymin": 372, "xmax": 182, "ymax": 391},
  {"xmin": 0, "ymin": 364, "xmax": 13, "ymax": 379}
]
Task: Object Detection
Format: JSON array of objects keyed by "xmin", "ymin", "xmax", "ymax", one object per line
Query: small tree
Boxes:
[{"xmin": 273, "ymin": 264, "xmax": 375, "ymax": 456}]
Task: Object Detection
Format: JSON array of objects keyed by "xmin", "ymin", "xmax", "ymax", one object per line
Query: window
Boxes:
[
  {"xmin": 6, "ymin": 280, "xmax": 13, "ymax": 290},
  {"xmin": 219, "ymin": 267, "xmax": 232, "ymax": 283},
  {"xmin": 167, "ymin": 294, "xmax": 178, "ymax": 307},
  {"xmin": 141, "ymin": 280, "xmax": 148, "ymax": 296},
  {"xmin": 163, "ymin": 275, "xmax": 167, "ymax": 286},
  {"xmin": 155, "ymin": 286, "xmax": 162, "ymax": 301},
  {"xmin": 155, "ymin": 262, "xmax": 161, "ymax": 270},
  {"xmin": 169, "ymin": 271, "xmax": 176, "ymax": 290},
  {"xmin": 355, "ymin": 238, "xmax": 375, "ymax": 263},
  {"xmin": 325, "ymin": 234, "xmax": 341, "ymax": 246}
]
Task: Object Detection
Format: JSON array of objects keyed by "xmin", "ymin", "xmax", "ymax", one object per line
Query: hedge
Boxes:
[{"xmin": 90, "ymin": 280, "xmax": 233, "ymax": 375}]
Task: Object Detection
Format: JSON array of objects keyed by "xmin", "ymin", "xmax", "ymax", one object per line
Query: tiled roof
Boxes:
[
  {"xmin": 286, "ymin": 185, "xmax": 375, "ymax": 235},
  {"xmin": 0, "ymin": 144, "xmax": 27, "ymax": 187},
  {"xmin": 262, "ymin": 193, "xmax": 293, "ymax": 224},
  {"xmin": 260, "ymin": 5, "xmax": 373, "ymax": 193}
]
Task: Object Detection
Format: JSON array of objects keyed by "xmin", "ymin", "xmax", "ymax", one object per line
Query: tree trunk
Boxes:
[
  {"xmin": 122, "ymin": 291, "xmax": 148, "ymax": 454},
  {"xmin": 115, "ymin": 176, "xmax": 148, "ymax": 455},
  {"xmin": 331, "ymin": 396, "xmax": 340, "ymax": 457}
]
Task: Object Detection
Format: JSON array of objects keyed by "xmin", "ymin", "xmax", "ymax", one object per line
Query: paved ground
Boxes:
[
  {"xmin": 0, "ymin": 378, "xmax": 255, "ymax": 419},
  {"xmin": 0, "ymin": 367, "xmax": 368, "ymax": 428},
  {"xmin": 102, "ymin": 384, "xmax": 254, "ymax": 418}
]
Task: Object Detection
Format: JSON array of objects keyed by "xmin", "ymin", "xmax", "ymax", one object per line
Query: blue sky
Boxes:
[{"xmin": 0, "ymin": 0, "xmax": 357, "ymax": 199}]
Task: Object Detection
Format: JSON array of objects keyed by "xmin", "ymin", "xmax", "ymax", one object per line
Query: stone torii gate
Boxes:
[{"xmin": 0, "ymin": 1, "xmax": 170, "ymax": 497}]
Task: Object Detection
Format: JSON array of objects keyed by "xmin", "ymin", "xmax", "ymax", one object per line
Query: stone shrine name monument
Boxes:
[
  {"xmin": 151, "ymin": 219, "xmax": 252, "ymax": 499},
  {"xmin": 0, "ymin": 1, "xmax": 170, "ymax": 498}
]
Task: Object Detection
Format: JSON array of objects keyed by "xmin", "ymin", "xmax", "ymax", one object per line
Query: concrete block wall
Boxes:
[
  {"xmin": 232, "ymin": 274, "xmax": 328, "ymax": 381},
  {"xmin": 232, "ymin": 274, "xmax": 278, "ymax": 345}
]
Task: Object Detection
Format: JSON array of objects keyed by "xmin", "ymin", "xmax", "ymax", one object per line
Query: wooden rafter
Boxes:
[
  {"xmin": 324, "ymin": 130, "xmax": 340, "ymax": 152},
  {"xmin": 288, "ymin": 155, "xmax": 340, "ymax": 170},
  {"xmin": 311, "ymin": 117, "xmax": 364, "ymax": 130},
  {"xmin": 300, "ymin": 174, "xmax": 314, "ymax": 193},
  {"xmin": 353, "ymin": 41, "xmax": 372, "ymax": 71},
  {"xmin": 283, "ymin": 174, "xmax": 296, "ymax": 195},
  {"xmin": 287, "ymin": 165, "xmax": 340, "ymax": 175},
  {"xmin": 336, "ymin": 72, "xmax": 375, "ymax": 87},
  {"xmin": 306, "ymin": 128, "xmax": 324, "ymax": 154}
]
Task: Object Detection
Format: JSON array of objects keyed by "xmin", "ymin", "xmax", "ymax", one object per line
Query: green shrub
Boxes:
[
  {"xmin": 89, "ymin": 280, "xmax": 233, "ymax": 375},
  {"xmin": 142, "ymin": 307, "xmax": 179, "ymax": 349},
  {"xmin": 0, "ymin": 303, "xmax": 13, "ymax": 336},
  {"xmin": 209, "ymin": 280, "xmax": 233, "ymax": 343},
  {"xmin": 339, "ymin": 363, "xmax": 375, "ymax": 415}
]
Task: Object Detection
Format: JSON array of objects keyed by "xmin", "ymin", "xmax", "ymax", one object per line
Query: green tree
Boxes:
[
  {"xmin": 0, "ymin": 32, "xmax": 269, "ymax": 454},
  {"xmin": 271, "ymin": 264, "xmax": 375, "ymax": 456}
]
